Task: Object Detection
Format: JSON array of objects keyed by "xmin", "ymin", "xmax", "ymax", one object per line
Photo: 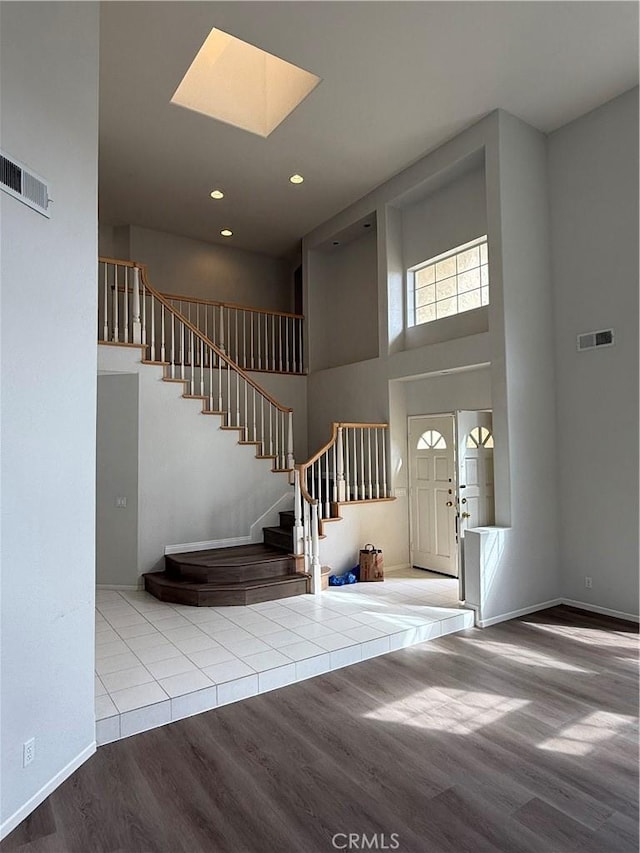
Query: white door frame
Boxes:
[{"xmin": 408, "ymin": 413, "xmax": 458, "ymax": 577}]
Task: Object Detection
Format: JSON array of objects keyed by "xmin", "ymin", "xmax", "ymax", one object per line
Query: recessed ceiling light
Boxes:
[
  {"xmin": 210, "ymin": 189, "xmax": 224, "ymax": 199},
  {"xmin": 220, "ymin": 229, "xmax": 233, "ymax": 237},
  {"xmin": 289, "ymin": 174, "xmax": 304, "ymax": 184}
]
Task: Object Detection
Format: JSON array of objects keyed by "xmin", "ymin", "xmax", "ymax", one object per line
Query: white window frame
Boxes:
[{"xmin": 407, "ymin": 235, "xmax": 489, "ymax": 328}]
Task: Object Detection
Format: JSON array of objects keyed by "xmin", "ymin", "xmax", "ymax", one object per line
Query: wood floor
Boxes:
[{"xmin": 2, "ymin": 606, "xmax": 638, "ymax": 853}]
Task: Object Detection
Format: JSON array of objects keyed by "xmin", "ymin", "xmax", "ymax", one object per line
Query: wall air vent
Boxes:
[
  {"xmin": 577, "ymin": 329, "xmax": 614, "ymax": 352},
  {"xmin": 0, "ymin": 150, "xmax": 51, "ymax": 217}
]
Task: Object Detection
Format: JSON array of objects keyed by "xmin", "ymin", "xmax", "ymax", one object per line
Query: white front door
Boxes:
[
  {"xmin": 455, "ymin": 410, "xmax": 495, "ymax": 598},
  {"xmin": 408, "ymin": 415, "xmax": 457, "ymax": 577}
]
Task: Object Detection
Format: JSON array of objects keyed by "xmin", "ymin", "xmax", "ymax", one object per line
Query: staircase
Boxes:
[
  {"xmin": 144, "ymin": 511, "xmax": 308, "ymax": 606},
  {"xmin": 97, "ymin": 257, "xmax": 392, "ymax": 607}
]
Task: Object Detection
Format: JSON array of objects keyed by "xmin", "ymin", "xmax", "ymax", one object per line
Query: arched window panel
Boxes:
[
  {"xmin": 466, "ymin": 426, "xmax": 494, "ymax": 449},
  {"xmin": 417, "ymin": 429, "xmax": 447, "ymax": 450}
]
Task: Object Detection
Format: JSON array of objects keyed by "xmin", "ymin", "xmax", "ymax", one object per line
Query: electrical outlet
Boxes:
[
  {"xmin": 23, "ymin": 738, "xmax": 35, "ymax": 767},
  {"xmin": 115, "ymin": 497, "xmax": 127, "ymax": 508},
  {"xmin": 585, "ymin": 577, "xmax": 593, "ymax": 589}
]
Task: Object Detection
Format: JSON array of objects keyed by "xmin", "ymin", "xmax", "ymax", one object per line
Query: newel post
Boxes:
[
  {"xmin": 132, "ymin": 266, "xmax": 142, "ymax": 345},
  {"xmin": 293, "ymin": 468, "xmax": 304, "ymax": 557},
  {"xmin": 311, "ymin": 500, "xmax": 322, "ymax": 595}
]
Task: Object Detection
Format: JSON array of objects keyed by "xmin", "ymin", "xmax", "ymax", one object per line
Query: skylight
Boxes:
[{"xmin": 171, "ymin": 28, "xmax": 321, "ymax": 137}]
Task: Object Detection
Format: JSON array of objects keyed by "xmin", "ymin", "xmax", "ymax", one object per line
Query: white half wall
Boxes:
[
  {"xmin": 548, "ymin": 87, "xmax": 639, "ymax": 616},
  {"xmin": 0, "ymin": 2, "xmax": 99, "ymax": 837},
  {"xmin": 97, "ymin": 346, "xmax": 292, "ymax": 581}
]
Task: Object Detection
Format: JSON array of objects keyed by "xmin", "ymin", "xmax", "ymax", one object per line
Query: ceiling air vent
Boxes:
[
  {"xmin": 0, "ymin": 150, "xmax": 51, "ymax": 217},
  {"xmin": 577, "ymin": 329, "xmax": 614, "ymax": 352}
]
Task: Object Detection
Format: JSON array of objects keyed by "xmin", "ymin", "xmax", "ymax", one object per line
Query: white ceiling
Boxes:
[{"xmin": 99, "ymin": 1, "xmax": 638, "ymax": 258}]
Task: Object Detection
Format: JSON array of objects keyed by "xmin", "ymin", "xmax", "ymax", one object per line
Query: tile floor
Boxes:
[{"xmin": 95, "ymin": 567, "xmax": 473, "ymax": 745}]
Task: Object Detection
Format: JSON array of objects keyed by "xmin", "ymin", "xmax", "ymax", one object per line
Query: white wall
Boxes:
[
  {"xmin": 100, "ymin": 225, "xmax": 293, "ymax": 313},
  {"xmin": 403, "ymin": 367, "xmax": 492, "ymax": 417},
  {"xmin": 548, "ymin": 87, "xmax": 639, "ymax": 617},
  {"xmin": 308, "ymin": 230, "xmax": 378, "ymax": 371},
  {"xmin": 98, "ymin": 347, "xmax": 293, "ymax": 580},
  {"xmin": 0, "ymin": 2, "xmax": 99, "ymax": 837},
  {"xmin": 96, "ymin": 374, "xmax": 139, "ymax": 586}
]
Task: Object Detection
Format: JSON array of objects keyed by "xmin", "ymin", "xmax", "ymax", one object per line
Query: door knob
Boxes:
[
  {"xmin": 461, "ymin": 512, "xmax": 471, "ymax": 519},
  {"xmin": 445, "ymin": 500, "xmax": 453, "ymax": 507},
  {"xmin": 461, "ymin": 498, "xmax": 467, "ymax": 504}
]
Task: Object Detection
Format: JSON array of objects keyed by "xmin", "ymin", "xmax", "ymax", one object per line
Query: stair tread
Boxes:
[{"xmin": 168, "ymin": 543, "xmax": 291, "ymax": 568}]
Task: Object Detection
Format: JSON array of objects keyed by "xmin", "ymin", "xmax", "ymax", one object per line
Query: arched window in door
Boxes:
[
  {"xmin": 466, "ymin": 426, "xmax": 494, "ymax": 449},
  {"xmin": 417, "ymin": 429, "xmax": 447, "ymax": 450}
]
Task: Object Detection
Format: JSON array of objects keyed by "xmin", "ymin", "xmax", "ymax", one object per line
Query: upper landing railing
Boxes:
[
  {"xmin": 98, "ymin": 258, "xmax": 294, "ymax": 471},
  {"xmin": 162, "ymin": 292, "xmax": 305, "ymax": 376}
]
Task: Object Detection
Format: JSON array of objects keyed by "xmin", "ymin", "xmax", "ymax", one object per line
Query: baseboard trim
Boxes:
[
  {"xmin": 561, "ymin": 598, "xmax": 639, "ymax": 624},
  {"xmin": 477, "ymin": 598, "xmax": 563, "ymax": 628},
  {"xmin": 96, "ymin": 584, "xmax": 141, "ymax": 591},
  {"xmin": 0, "ymin": 741, "xmax": 96, "ymax": 841},
  {"xmin": 165, "ymin": 535, "xmax": 251, "ymax": 555},
  {"xmin": 384, "ymin": 563, "xmax": 411, "ymax": 573}
]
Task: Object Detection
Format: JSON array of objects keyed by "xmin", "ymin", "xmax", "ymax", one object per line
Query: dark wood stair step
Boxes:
[
  {"xmin": 263, "ymin": 526, "xmax": 294, "ymax": 552},
  {"xmin": 166, "ymin": 543, "xmax": 293, "ymax": 583},
  {"xmin": 144, "ymin": 571, "xmax": 309, "ymax": 606},
  {"xmin": 279, "ymin": 509, "xmax": 296, "ymax": 530}
]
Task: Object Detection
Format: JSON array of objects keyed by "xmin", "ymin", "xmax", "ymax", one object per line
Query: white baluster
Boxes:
[
  {"xmin": 311, "ymin": 501, "xmax": 321, "ymax": 595},
  {"xmin": 278, "ymin": 315, "xmax": 283, "ymax": 372},
  {"xmin": 132, "ymin": 267, "xmax": 141, "ymax": 344},
  {"xmin": 250, "ymin": 312, "xmax": 255, "ymax": 369},
  {"xmin": 252, "ymin": 388, "xmax": 257, "ymax": 442},
  {"xmin": 286, "ymin": 410, "xmax": 294, "ymax": 470},
  {"xmin": 141, "ymin": 281, "xmax": 147, "ymax": 348},
  {"xmin": 180, "ymin": 322, "xmax": 185, "ymax": 380},
  {"xmin": 257, "ymin": 312, "xmax": 262, "ymax": 370},
  {"xmin": 188, "ymin": 331, "xmax": 194, "ymax": 394},
  {"xmin": 169, "ymin": 310, "xmax": 175, "ymax": 378},
  {"xmin": 102, "ymin": 263, "xmax": 109, "ymax": 341},
  {"xmin": 302, "ymin": 499, "xmax": 310, "ymax": 574},
  {"xmin": 234, "ymin": 310, "xmax": 238, "ymax": 365},
  {"xmin": 242, "ymin": 312, "xmax": 247, "ymax": 368},
  {"xmin": 285, "ymin": 316, "xmax": 290, "ymax": 373},
  {"xmin": 382, "ymin": 429, "xmax": 388, "ymax": 498},
  {"xmin": 360, "ymin": 428, "xmax": 365, "ymax": 500},
  {"xmin": 235, "ymin": 370, "xmax": 240, "ymax": 427},
  {"xmin": 243, "ymin": 379, "xmax": 248, "ymax": 439},
  {"xmin": 332, "ymin": 443, "xmax": 338, "ymax": 503},
  {"xmin": 336, "ymin": 426, "xmax": 346, "ymax": 502},
  {"xmin": 218, "ymin": 355, "xmax": 223, "ymax": 412},
  {"xmin": 316, "ymin": 459, "xmax": 321, "ymax": 513},
  {"xmin": 219, "ymin": 305, "xmax": 226, "ymax": 353},
  {"xmin": 324, "ymin": 448, "xmax": 330, "ymax": 518},
  {"xmin": 150, "ymin": 292, "xmax": 156, "ymax": 362},
  {"xmin": 367, "ymin": 428, "xmax": 372, "ymax": 499},
  {"xmin": 260, "ymin": 395, "xmax": 265, "ymax": 453},
  {"xmin": 344, "ymin": 427, "xmax": 350, "ymax": 502},
  {"xmin": 123, "ymin": 267, "xmax": 129, "ymax": 343},
  {"xmin": 113, "ymin": 265, "xmax": 119, "ymax": 342},
  {"xmin": 269, "ymin": 404, "xmax": 274, "ymax": 457},
  {"xmin": 199, "ymin": 338, "xmax": 204, "ymax": 396},
  {"xmin": 160, "ymin": 305, "xmax": 165, "ymax": 362},
  {"xmin": 272, "ymin": 314, "xmax": 276, "ymax": 371},
  {"xmin": 209, "ymin": 349, "xmax": 214, "ymax": 410},
  {"xmin": 375, "ymin": 429, "xmax": 380, "ymax": 498}
]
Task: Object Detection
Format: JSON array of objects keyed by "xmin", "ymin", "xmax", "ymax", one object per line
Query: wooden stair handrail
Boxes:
[
  {"xmin": 300, "ymin": 422, "xmax": 389, "ymax": 470},
  {"xmin": 98, "ymin": 257, "xmax": 292, "ymax": 415},
  {"xmin": 162, "ymin": 290, "xmax": 304, "ymax": 321}
]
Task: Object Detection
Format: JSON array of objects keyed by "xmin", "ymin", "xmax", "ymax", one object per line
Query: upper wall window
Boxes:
[{"xmin": 408, "ymin": 236, "xmax": 488, "ymax": 327}]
